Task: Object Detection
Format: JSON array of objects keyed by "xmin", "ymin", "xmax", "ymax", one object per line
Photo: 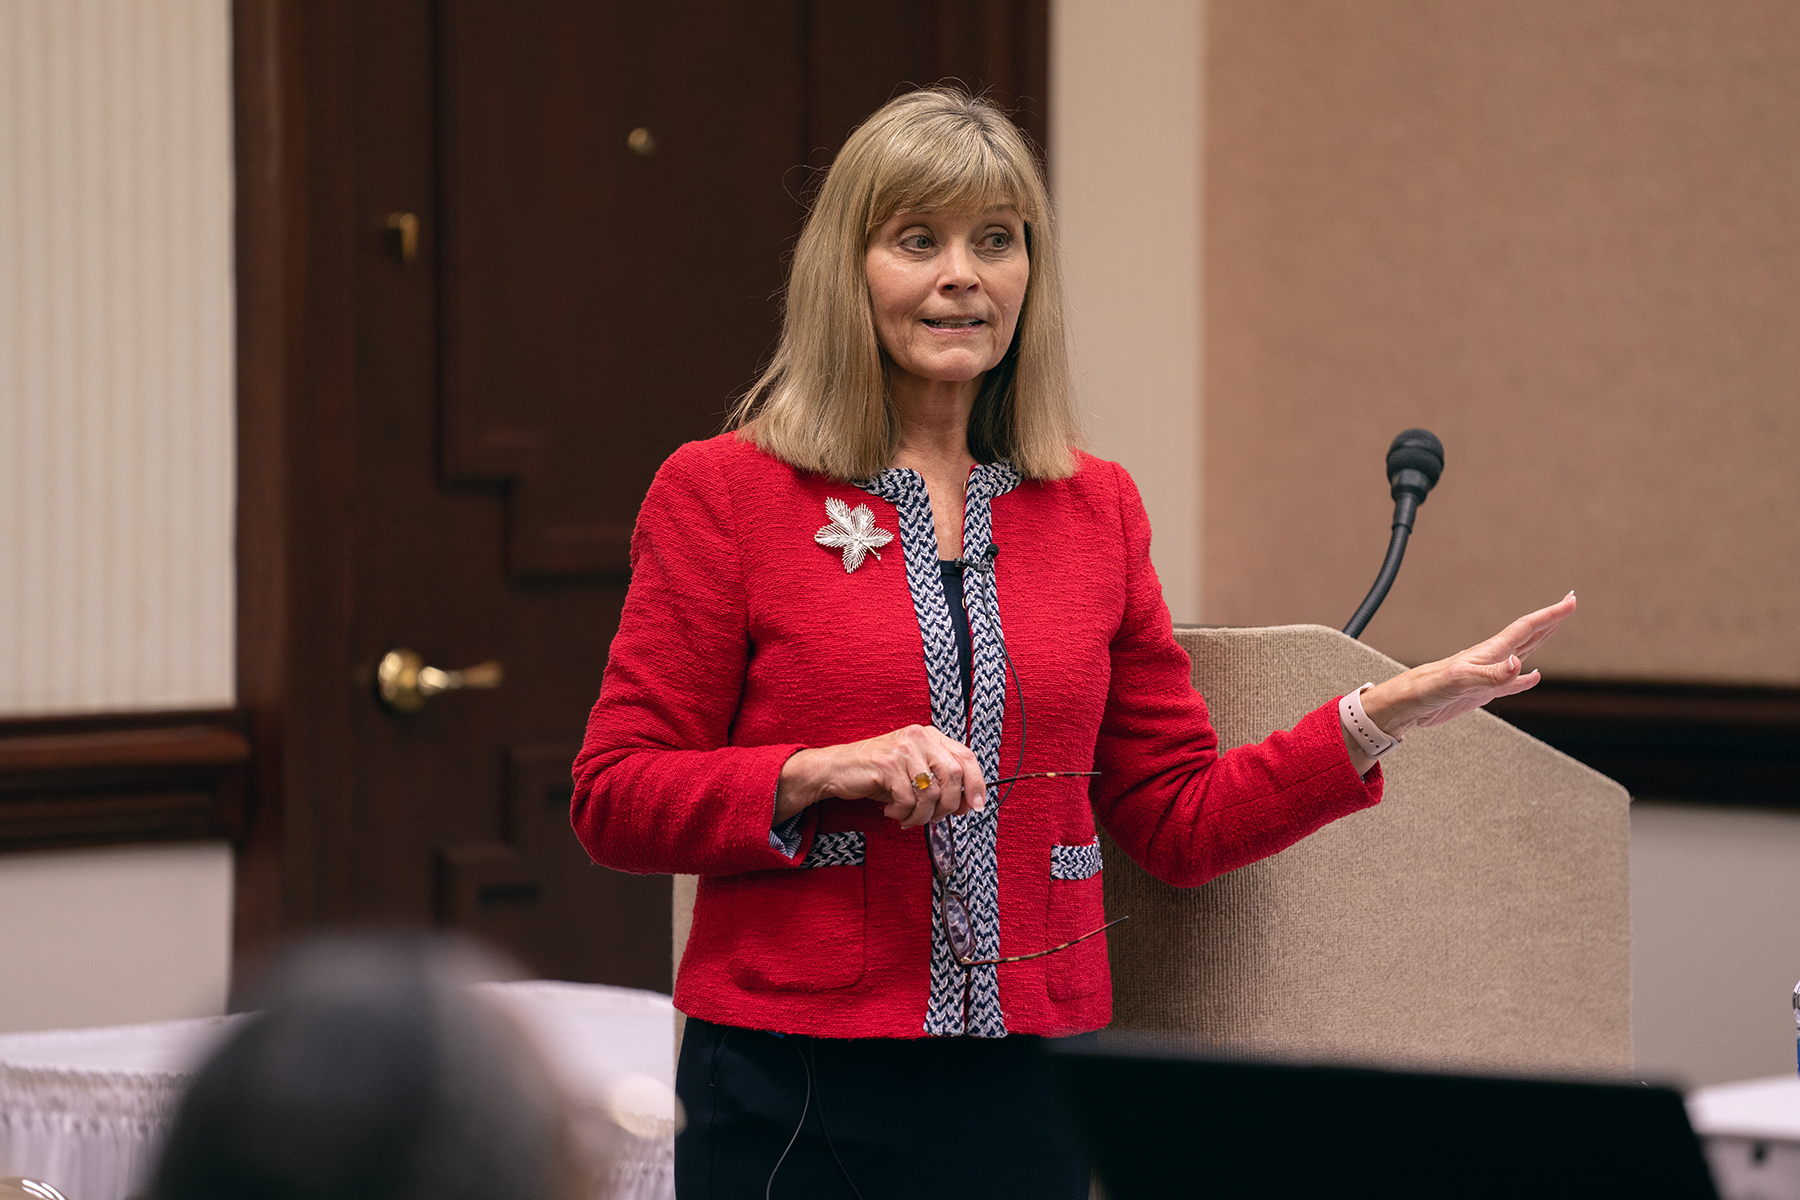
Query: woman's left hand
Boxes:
[{"xmin": 1354, "ymin": 591, "xmax": 1577, "ymax": 762}]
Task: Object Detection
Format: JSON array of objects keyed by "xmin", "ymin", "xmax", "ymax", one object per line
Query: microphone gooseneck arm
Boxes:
[
  {"xmin": 1343, "ymin": 430, "xmax": 1444, "ymax": 640},
  {"xmin": 1342, "ymin": 520, "xmax": 1413, "ymax": 641}
]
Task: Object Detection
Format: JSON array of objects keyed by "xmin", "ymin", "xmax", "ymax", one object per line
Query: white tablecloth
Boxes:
[
  {"xmin": 1688, "ymin": 1074, "xmax": 1800, "ymax": 1200},
  {"xmin": 0, "ymin": 982, "xmax": 678, "ymax": 1200},
  {"xmin": 478, "ymin": 981, "xmax": 678, "ymax": 1200},
  {"xmin": 0, "ymin": 1014, "xmax": 240, "ymax": 1200}
]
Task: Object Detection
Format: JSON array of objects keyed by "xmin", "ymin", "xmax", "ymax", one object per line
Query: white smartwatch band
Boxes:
[{"xmin": 1340, "ymin": 683, "xmax": 1402, "ymax": 761}]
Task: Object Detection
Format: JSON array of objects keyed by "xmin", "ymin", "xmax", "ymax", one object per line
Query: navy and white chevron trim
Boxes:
[
  {"xmin": 801, "ymin": 830, "xmax": 866, "ymax": 868},
  {"xmin": 858, "ymin": 469, "xmax": 968, "ymax": 732},
  {"xmin": 859, "ymin": 461, "xmax": 1020, "ymax": 1038},
  {"xmin": 770, "ymin": 813, "xmax": 804, "ymax": 858},
  {"xmin": 1050, "ymin": 838, "xmax": 1103, "ymax": 881}
]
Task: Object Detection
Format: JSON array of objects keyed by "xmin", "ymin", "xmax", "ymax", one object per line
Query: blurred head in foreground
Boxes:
[{"xmin": 148, "ymin": 935, "xmax": 574, "ymax": 1200}]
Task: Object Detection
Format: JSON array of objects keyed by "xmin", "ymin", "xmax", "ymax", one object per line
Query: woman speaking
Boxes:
[{"xmin": 572, "ymin": 87, "xmax": 1574, "ymax": 1199}]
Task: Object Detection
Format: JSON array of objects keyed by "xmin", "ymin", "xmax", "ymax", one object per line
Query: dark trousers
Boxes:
[{"xmin": 675, "ymin": 1017, "xmax": 1092, "ymax": 1199}]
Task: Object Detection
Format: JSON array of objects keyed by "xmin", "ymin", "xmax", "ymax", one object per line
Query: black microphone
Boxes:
[
  {"xmin": 1385, "ymin": 428, "xmax": 1444, "ymax": 536},
  {"xmin": 963, "ymin": 543, "xmax": 999, "ymax": 574},
  {"xmin": 1343, "ymin": 429, "xmax": 1445, "ymax": 639}
]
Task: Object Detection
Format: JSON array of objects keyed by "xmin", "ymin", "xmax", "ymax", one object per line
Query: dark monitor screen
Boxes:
[{"xmin": 1048, "ymin": 1041, "xmax": 1718, "ymax": 1200}]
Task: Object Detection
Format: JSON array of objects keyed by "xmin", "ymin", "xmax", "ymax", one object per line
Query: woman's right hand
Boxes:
[{"xmin": 776, "ymin": 725, "xmax": 987, "ymax": 830}]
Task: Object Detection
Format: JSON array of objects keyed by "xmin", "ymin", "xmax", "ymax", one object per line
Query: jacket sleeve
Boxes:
[
  {"xmin": 570, "ymin": 441, "xmax": 814, "ymax": 876},
  {"xmin": 1091, "ymin": 461, "xmax": 1382, "ymax": 888}
]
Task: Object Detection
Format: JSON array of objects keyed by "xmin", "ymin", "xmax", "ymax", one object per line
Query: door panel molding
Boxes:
[
  {"xmin": 506, "ymin": 741, "xmax": 673, "ymax": 991},
  {"xmin": 434, "ymin": 0, "xmax": 809, "ymax": 579}
]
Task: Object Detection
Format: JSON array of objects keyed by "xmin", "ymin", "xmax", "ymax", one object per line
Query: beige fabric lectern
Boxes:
[{"xmin": 672, "ymin": 624, "xmax": 1631, "ymax": 1075}]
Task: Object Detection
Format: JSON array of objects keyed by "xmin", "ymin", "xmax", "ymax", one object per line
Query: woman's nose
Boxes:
[{"xmin": 937, "ymin": 244, "xmax": 980, "ymax": 290}]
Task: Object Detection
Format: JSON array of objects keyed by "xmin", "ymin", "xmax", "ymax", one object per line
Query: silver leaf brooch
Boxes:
[{"xmin": 815, "ymin": 496, "xmax": 894, "ymax": 573}]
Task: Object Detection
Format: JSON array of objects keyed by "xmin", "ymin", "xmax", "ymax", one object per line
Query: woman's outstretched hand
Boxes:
[
  {"xmin": 1350, "ymin": 591, "xmax": 1578, "ymax": 772},
  {"xmin": 776, "ymin": 724, "xmax": 987, "ymax": 830}
]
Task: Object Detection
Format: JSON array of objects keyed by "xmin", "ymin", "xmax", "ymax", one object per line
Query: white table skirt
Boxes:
[
  {"xmin": 478, "ymin": 981, "xmax": 678, "ymax": 1200},
  {"xmin": 1687, "ymin": 1074, "xmax": 1800, "ymax": 1200},
  {"xmin": 0, "ymin": 982, "xmax": 677, "ymax": 1200},
  {"xmin": 0, "ymin": 1014, "xmax": 240, "ymax": 1200}
]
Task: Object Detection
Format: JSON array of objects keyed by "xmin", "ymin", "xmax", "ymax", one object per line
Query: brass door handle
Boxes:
[
  {"xmin": 386, "ymin": 212, "xmax": 419, "ymax": 263},
  {"xmin": 377, "ymin": 648, "xmax": 503, "ymax": 714}
]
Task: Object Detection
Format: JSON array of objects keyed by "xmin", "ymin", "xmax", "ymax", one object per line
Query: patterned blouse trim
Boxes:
[
  {"xmin": 800, "ymin": 830, "xmax": 866, "ymax": 868},
  {"xmin": 1050, "ymin": 838, "xmax": 1104, "ymax": 882},
  {"xmin": 857, "ymin": 461, "xmax": 1020, "ymax": 1037},
  {"xmin": 769, "ymin": 812, "xmax": 804, "ymax": 858}
]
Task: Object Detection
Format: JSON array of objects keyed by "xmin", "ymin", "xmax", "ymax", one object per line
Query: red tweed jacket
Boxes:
[{"xmin": 572, "ymin": 433, "xmax": 1381, "ymax": 1039}]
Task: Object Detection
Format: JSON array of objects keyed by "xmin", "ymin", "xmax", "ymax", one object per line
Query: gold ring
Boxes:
[{"xmin": 912, "ymin": 772, "xmax": 933, "ymax": 792}]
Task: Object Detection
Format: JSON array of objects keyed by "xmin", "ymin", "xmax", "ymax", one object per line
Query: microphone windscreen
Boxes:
[{"xmin": 1386, "ymin": 429, "xmax": 1444, "ymax": 490}]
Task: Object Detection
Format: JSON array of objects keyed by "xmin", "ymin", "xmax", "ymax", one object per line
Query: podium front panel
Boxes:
[{"xmin": 1101, "ymin": 624, "xmax": 1632, "ymax": 1075}]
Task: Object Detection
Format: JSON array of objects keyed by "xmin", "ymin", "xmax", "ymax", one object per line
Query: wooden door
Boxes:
[{"xmin": 237, "ymin": 0, "xmax": 1047, "ymax": 992}]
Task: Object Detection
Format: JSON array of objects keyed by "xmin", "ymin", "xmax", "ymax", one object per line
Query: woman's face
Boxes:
[{"xmin": 863, "ymin": 204, "xmax": 1029, "ymax": 394}]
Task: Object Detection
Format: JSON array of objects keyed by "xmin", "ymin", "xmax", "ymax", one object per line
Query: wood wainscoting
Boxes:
[
  {"xmin": 1488, "ymin": 680, "xmax": 1800, "ymax": 810},
  {"xmin": 0, "ymin": 710, "xmax": 250, "ymax": 853}
]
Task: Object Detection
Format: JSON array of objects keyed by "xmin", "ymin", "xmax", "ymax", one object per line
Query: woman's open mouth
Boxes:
[{"xmin": 923, "ymin": 318, "xmax": 984, "ymax": 329}]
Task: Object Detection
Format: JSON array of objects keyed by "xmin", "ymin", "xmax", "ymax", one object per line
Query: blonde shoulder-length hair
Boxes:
[{"xmin": 730, "ymin": 87, "xmax": 1081, "ymax": 481}]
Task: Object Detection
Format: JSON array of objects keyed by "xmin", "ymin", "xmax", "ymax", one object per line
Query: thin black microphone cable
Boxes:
[
  {"xmin": 764, "ymin": 1038, "xmax": 811, "ymax": 1200},
  {"xmin": 806, "ymin": 1039, "xmax": 869, "ymax": 1200},
  {"xmin": 766, "ymin": 1037, "xmax": 867, "ymax": 1200}
]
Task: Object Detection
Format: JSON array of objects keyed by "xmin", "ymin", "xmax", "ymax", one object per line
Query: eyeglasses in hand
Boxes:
[{"xmin": 926, "ymin": 771, "xmax": 1128, "ymax": 1028}]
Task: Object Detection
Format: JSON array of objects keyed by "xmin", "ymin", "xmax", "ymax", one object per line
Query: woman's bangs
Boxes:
[{"xmin": 867, "ymin": 124, "xmax": 1036, "ymax": 230}]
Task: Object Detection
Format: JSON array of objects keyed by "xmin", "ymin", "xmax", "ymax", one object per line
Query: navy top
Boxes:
[{"xmin": 939, "ymin": 559, "xmax": 975, "ymax": 707}]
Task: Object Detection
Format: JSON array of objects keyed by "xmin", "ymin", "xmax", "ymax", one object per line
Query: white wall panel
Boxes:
[
  {"xmin": 1051, "ymin": 0, "xmax": 1205, "ymax": 623},
  {"xmin": 0, "ymin": 0, "xmax": 235, "ymax": 715},
  {"xmin": 0, "ymin": 842, "xmax": 233, "ymax": 1032},
  {"xmin": 1631, "ymin": 801, "xmax": 1800, "ymax": 1087}
]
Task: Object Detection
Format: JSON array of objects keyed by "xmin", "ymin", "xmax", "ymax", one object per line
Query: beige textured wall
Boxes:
[{"xmin": 1203, "ymin": 1, "xmax": 1800, "ymax": 682}]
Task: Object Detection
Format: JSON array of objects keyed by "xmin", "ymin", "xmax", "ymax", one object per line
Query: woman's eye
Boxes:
[
  {"xmin": 983, "ymin": 232, "xmax": 1012, "ymax": 249},
  {"xmin": 901, "ymin": 234, "xmax": 932, "ymax": 250}
]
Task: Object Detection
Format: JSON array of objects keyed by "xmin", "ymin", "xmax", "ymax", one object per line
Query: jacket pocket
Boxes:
[
  {"xmin": 1046, "ymin": 838, "xmax": 1108, "ymax": 1001},
  {"xmin": 730, "ymin": 831, "xmax": 866, "ymax": 992}
]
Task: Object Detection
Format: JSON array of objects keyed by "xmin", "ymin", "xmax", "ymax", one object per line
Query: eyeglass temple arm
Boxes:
[
  {"xmin": 954, "ymin": 914, "xmax": 1130, "ymax": 969},
  {"xmin": 985, "ymin": 770, "xmax": 1101, "ymax": 787}
]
